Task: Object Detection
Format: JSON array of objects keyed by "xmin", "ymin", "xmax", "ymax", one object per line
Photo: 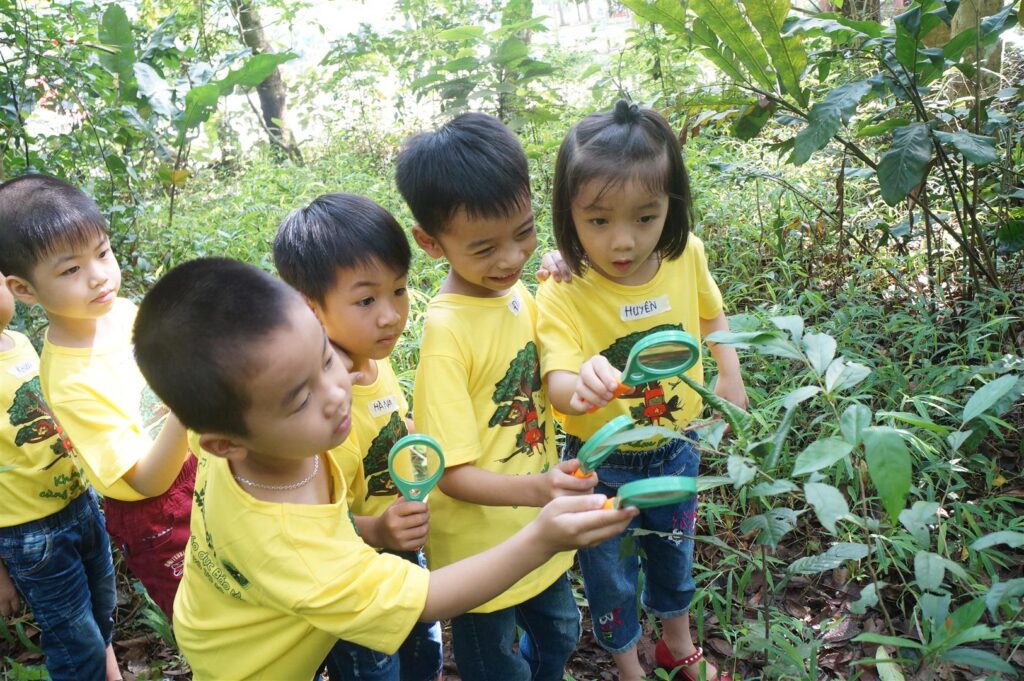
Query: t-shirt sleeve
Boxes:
[
  {"xmin": 52, "ymin": 397, "xmax": 149, "ymax": 500},
  {"xmin": 535, "ymin": 281, "xmax": 585, "ymax": 378},
  {"xmin": 413, "ymin": 327, "xmax": 482, "ymax": 468},
  {"xmin": 691, "ymin": 237, "xmax": 725, "ymax": 319}
]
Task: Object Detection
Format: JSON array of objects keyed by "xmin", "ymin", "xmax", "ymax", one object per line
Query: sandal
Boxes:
[{"xmin": 654, "ymin": 639, "xmax": 732, "ymax": 681}]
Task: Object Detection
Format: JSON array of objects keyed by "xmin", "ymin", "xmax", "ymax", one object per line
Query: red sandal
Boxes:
[{"xmin": 655, "ymin": 639, "xmax": 732, "ymax": 681}]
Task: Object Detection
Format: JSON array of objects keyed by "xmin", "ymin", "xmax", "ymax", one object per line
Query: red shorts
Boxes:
[{"xmin": 104, "ymin": 454, "xmax": 197, "ymax": 620}]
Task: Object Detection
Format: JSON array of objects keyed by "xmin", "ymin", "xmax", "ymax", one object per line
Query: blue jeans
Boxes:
[
  {"xmin": 0, "ymin": 491, "xmax": 116, "ymax": 681},
  {"xmin": 325, "ymin": 551, "xmax": 443, "ymax": 681},
  {"xmin": 564, "ymin": 434, "xmax": 700, "ymax": 654},
  {"xmin": 451, "ymin": 572, "xmax": 580, "ymax": 681}
]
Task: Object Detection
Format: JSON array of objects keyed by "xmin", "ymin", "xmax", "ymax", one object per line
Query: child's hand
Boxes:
[
  {"xmin": 0, "ymin": 563, "xmax": 20, "ymax": 617},
  {"xmin": 534, "ymin": 494, "xmax": 637, "ymax": 552},
  {"xmin": 544, "ymin": 459, "xmax": 598, "ymax": 500},
  {"xmin": 714, "ymin": 371, "xmax": 748, "ymax": 410},
  {"xmin": 570, "ymin": 355, "xmax": 625, "ymax": 413},
  {"xmin": 535, "ymin": 250, "xmax": 572, "ymax": 283},
  {"xmin": 378, "ymin": 498, "xmax": 430, "ymax": 552}
]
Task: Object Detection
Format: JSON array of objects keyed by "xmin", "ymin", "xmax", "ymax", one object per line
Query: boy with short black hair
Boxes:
[
  {"xmin": 0, "ymin": 268, "xmax": 120, "ymax": 681},
  {"xmin": 395, "ymin": 113, "xmax": 594, "ymax": 681},
  {"xmin": 0, "ymin": 175, "xmax": 194, "ymax": 619},
  {"xmin": 274, "ymin": 192, "xmax": 442, "ymax": 681},
  {"xmin": 131, "ymin": 257, "xmax": 635, "ymax": 681}
]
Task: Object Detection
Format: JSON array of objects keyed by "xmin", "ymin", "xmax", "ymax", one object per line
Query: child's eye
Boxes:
[
  {"xmin": 475, "ymin": 247, "xmax": 495, "ymax": 257},
  {"xmin": 516, "ymin": 225, "xmax": 536, "ymax": 239},
  {"xmin": 294, "ymin": 394, "xmax": 311, "ymax": 413},
  {"xmin": 324, "ymin": 353, "xmax": 334, "ymax": 369},
  {"xmin": 394, "ymin": 287, "xmax": 407, "ymax": 297},
  {"xmin": 589, "ymin": 218, "xmax": 607, "ymax": 226},
  {"xmin": 99, "ymin": 249, "xmax": 110, "ymax": 258},
  {"xmin": 357, "ymin": 297, "xmax": 374, "ymax": 307},
  {"xmin": 60, "ymin": 266, "xmax": 80, "ymax": 277},
  {"xmin": 639, "ymin": 215, "xmax": 658, "ymax": 224}
]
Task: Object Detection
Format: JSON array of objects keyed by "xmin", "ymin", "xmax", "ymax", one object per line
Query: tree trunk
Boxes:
[
  {"xmin": 818, "ymin": 0, "xmax": 880, "ymax": 19},
  {"xmin": 949, "ymin": 0, "xmax": 1004, "ymax": 97},
  {"xmin": 227, "ymin": 0, "xmax": 302, "ymax": 162}
]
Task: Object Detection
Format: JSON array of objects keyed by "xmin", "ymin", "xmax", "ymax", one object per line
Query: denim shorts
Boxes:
[
  {"xmin": 0, "ymin": 490, "xmax": 116, "ymax": 681},
  {"xmin": 563, "ymin": 433, "xmax": 700, "ymax": 654},
  {"xmin": 324, "ymin": 549, "xmax": 443, "ymax": 681}
]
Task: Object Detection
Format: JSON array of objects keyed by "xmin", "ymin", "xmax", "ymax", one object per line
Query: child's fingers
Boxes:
[
  {"xmin": 390, "ymin": 499, "xmax": 428, "ymax": 515},
  {"xmin": 573, "ymin": 508, "xmax": 637, "ymax": 547}
]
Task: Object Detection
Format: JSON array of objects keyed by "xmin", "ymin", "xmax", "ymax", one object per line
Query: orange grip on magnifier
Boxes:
[
  {"xmin": 585, "ymin": 382, "xmax": 633, "ymax": 414},
  {"xmin": 602, "ymin": 497, "xmax": 617, "ymax": 510},
  {"xmin": 574, "ymin": 468, "xmax": 595, "ymax": 479}
]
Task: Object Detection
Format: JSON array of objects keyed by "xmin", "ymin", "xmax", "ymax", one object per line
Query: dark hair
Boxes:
[
  {"xmin": 395, "ymin": 112, "xmax": 531, "ymax": 237},
  {"xmin": 0, "ymin": 174, "xmax": 109, "ymax": 281},
  {"xmin": 134, "ymin": 258, "xmax": 302, "ymax": 437},
  {"xmin": 273, "ymin": 193, "xmax": 411, "ymax": 304},
  {"xmin": 552, "ymin": 100, "xmax": 692, "ymax": 275}
]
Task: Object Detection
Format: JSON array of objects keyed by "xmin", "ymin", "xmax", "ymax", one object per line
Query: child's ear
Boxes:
[
  {"xmin": 304, "ymin": 296, "xmax": 326, "ymax": 324},
  {"xmin": 6, "ymin": 276, "xmax": 39, "ymax": 306},
  {"xmin": 411, "ymin": 226, "xmax": 444, "ymax": 259},
  {"xmin": 198, "ymin": 433, "xmax": 250, "ymax": 462}
]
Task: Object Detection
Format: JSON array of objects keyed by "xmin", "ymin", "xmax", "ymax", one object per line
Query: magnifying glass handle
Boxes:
[
  {"xmin": 573, "ymin": 468, "xmax": 595, "ymax": 479},
  {"xmin": 585, "ymin": 382, "xmax": 634, "ymax": 414},
  {"xmin": 602, "ymin": 497, "xmax": 618, "ymax": 510}
]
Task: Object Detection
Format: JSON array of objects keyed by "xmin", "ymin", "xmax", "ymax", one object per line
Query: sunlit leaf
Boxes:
[
  {"xmin": 934, "ymin": 130, "xmax": 999, "ymax": 166},
  {"xmin": 804, "ymin": 482, "xmax": 849, "ymax": 533},
  {"xmin": 877, "ymin": 123, "xmax": 933, "ymax": 206},
  {"xmin": 963, "ymin": 374, "xmax": 1020, "ymax": 423},
  {"xmin": 793, "ymin": 437, "xmax": 852, "ymax": 476},
  {"xmin": 863, "ymin": 427, "xmax": 911, "ymax": 522},
  {"xmin": 791, "ymin": 80, "xmax": 872, "ymax": 165}
]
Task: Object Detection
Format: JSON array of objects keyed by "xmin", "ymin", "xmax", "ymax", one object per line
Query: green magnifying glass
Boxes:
[
  {"xmin": 586, "ymin": 330, "xmax": 700, "ymax": 414},
  {"xmin": 573, "ymin": 415, "xmax": 634, "ymax": 479},
  {"xmin": 388, "ymin": 434, "xmax": 445, "ymax": 502},
  {"xmin": 602, "ymin": 475, "xmax": 697, "ymax": 510}
]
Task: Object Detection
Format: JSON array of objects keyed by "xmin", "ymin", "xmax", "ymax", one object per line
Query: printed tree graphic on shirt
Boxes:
[
  {"xmin": 363, "ymin": 411, "xmax": 408, "ymax": 499},
  {"xmin": 489, "ymin": 341, "xmax": 546, "ymax": 463},
  {"xmin": 9, "ymin": 377, "xmax": 75, "ymax": 467},
  {"xmin": 600, "ymin": 323, "xmax": 686, "ymax": 426}
]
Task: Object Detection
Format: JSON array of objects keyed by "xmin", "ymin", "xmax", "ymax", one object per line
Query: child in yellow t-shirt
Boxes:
[
  {"xmin": 274, "ymin": 193, "xmax": 441, "ymax": 681},
  {"xmin": 396, "ymin": 112, "xmax": 598, "ymax": 681},
  {"xmin": 0, "ymin": 268, "xmax": 121, "ymax": 681},
  {"xmin": 131, "ymin": 257, "xmax": 637, "ymax": 681},
  {"xmin": 0, "ymin": 175, "xmax": 194, "ymax": 619},
  {"xmin": 536, "ymin": 101, "xmax": 747, "ymax": 681}
]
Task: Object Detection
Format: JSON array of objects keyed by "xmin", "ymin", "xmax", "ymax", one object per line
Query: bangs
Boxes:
[
  {"xmin": 36, "ymin": 219, "xmax": 109, "ymax": 263},
  {"xmin": 569, "ymin": 148, "xmax": 671, "ymax": 207}
]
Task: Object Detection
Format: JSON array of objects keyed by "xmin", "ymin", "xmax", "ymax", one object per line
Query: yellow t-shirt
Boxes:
[
  {"xmin": 1, "ymin": 331, "xmax": 87, "ymax": 527},
  {"xmin": 174, "ymin": 448, "xmax": 430, "ymax": 681},
  {"xmin": 414, "ymin": 281, "xmax": 572, "ymax": 613},
  {"xmin": 39, "ymin": 298, "xmax": 170, "ymax": 501},
  {"xmin": 536, "ymin": 236, "xmax": 724, "ymax": 447},
  {"xmin": 330, "ymin": 359, "xmax": 409, "ymax": 516}
]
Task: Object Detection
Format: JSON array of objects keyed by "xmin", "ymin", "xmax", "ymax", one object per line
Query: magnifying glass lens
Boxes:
[
  {"xmin": 636, "ymin": 343, "xmax": 693, "ymax": 372},
  {"xmin": 393, "ymin": 445, "xmax": 441, "ymax": 483}
]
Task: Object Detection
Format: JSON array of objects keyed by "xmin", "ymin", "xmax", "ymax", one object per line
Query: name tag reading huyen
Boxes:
[
  {"xmin": 8, "ymin": 359, "xmax": 36, "ymax": 379},
  {"xmin": 369, "ymin": 396, "xmax": 398, "ymax": 418},
  {"xmin": 508, "ymin": 295, "xmax": 522, "ymax": 316},
  {"xmin": 620, "ymin": 295, "xmax": 671, "ymax": 322}
]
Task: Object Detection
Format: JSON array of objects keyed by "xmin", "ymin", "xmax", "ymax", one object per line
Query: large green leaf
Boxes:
[
  {"xmin": 804, "ymin": 482, "xmax": 849, "ymax": 533},
  {"xmin": 971, "ymin": 530, "xmax": 1024, "ymax": 551},
  {"xmin": 840, "ymin": 403, "xmax": 872, "ymax": 446},
  {"xmin": 690, "ymin": 19, "xmax": 750, "ymax": 84},
  {"xmin": 98, "ymin": 4, "xmax": 136, "ymax": 77},
  {"xmin": 175, "ymin": 83, "xmax": 221, "ymax": 143},
  {"xmin": 996, "ymin": 220, "xmax": 1024, "ymax": 254},
  {"xmin": 915, "ymin": 550, "xmax": 946, "ymax": 591},
  {"xmin": 691, "ymin": 0, "xmax": 776, "ymax": 91},
  {"xmin": 934, "ymin": 131, "xmax": 998, "ymax": 166},
  {"xmin": 963, "ymin": 374, "xmax": 1020, "ymax": 423},
  {"xmin": 742, "ymin": 0, "xmax": 807, "ymax": 104},
  {"xmin": 985, "ymin": 577, "xmax": 1024, "ymax": 616},
  {"xmin": 875, "ymin": 645, "xmax": 907, "ymax": 681},
  {"xmin": 788, "ymin": 542, "xmax": 868, "ymax": 574},
  {"xmin": 938, "ymin": 648, "xmax": 1017, "ymax": 675},
  {"xmin": 791, "ymin": 80, "xmax": 872, "ymax": 165},
  {"xmin": 739, "ymin": 507, "xmax": 798, "ymax": 548},
  {"xmin": 803, "ymin": 332, "xmax": 836, "ymax": 376},
  {"xmin": 863, "ymin": 426, "xmax": 911, "ymax": 523},
  {"xmin": 899, "ymin": 501, "xmax": 939, "ymax": 547},
  {"xmin": 792, "ymin": 437, "xmax": 853, "ymax": 476},
  {"xmin": 620, "ymin": 0, "xmax": 687, "ymax": 34},
  {"xmin": 751, "ymin": 479, "xmax": 797, "ymax": 496},
  {"xmin": 877, "ymin": 123, "xmax": 933, "ymax": 206},
  {"xmin": 825, "ymin": 357, "xmax": 871, "ymax": 393},
  {"xmin": 133, "ymin": 63, "xmax": 175, "ymax": 118},
  {"xmin": 437, "ymin": 25, "xmax": 486, "ymax": 41},
  {"xmin": 679, "ymin": 374, "xmax": 753, "ymax": 442},
  {"xmin": 218, "ymin": 52, "xmax": 298, "ymax": 94}
]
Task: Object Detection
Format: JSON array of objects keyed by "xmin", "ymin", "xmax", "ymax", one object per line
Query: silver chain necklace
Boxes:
[{"xmin": 233, "ymin": 455, "xmax": 320, "ymax": 491}]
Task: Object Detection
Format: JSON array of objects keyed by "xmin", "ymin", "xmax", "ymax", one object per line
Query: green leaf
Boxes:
[
  {"xmin": 980, "ymin": 3, "xmax": 1018, "ymax": 39},
  {"xmin": 788, "ymin": 542, "xmax": 868, "ymax": 574},
  {"xmin": 620, "ymin": 0, "xmax": 687, "ymax": 34},
  {"xmin": 791, "ymin": 80, "xmax": 872, "ymax": 165},
  {"xmin": 742, "ymin": 0, "xmax": 808, "ymax": 104},
  {"xmin": 739, "ymin": 507, "xmax": 798, "ymax": 548},
  {"xmin": 877, "ymin": 123, "xmax": 933, "ymax": 206},
  {"xmin": 921, "ymin": 592, "xmax": 951, "ymax": 634},
  {"xmin": 850, "ymin": 582, "xmax": 880, "ymax": 615},
  {"xmin": 804, "ymin": 482, "xmax": 850, "ymax": 533},
  {"xmin": 680, "ymin": 374, "xmax": 753, "ymax": 442},
  {"xmin": 877, "ymin": 411, "xmax": 949, "ymax": 434},
  {"xmin": 899, "ymin": 501, "xmax": 939, "ymax": 547},
  {"xmin": 825, "ymin": 357, "xmax": 871, "ymax": 393},
  {"xmin": 863, "ymin": 426, "xmax": 911, "ymax": 523},
  {"xmin": 492, "ymin": 37, "xmax": 529, "ymax": 65},
  {"xmin": 963, "ymin": 374, "xmax": 1020, "ymax": 423},
  {"xmin": 934, "ymin": 131, "xmax": 999, "ymax": 166},
  {"xmin": 841, "ymin": 403, "xmax": 872, "ymax": 446},
  {"xmin": 985, "ymin": 578, "xmax": 1024, "ymax": 617},
  {"xmin": 691, "ymin": 19, "xmax": 751, "ymax": 84},
  {"xmin": 691, "ymin": 0, "xmax": 776, "ymax": 91},
  {"xmin": 855, "ymin": 117, "xmax": 912, "ymax": 138},
  {"xmin": 792, "ymin": 437, "xmax": 853, "ymax": 476},
  {"xmin": 98, "ymin": 4, "xmax": 135, "ymax": 76},
  {"xmin": 914, "ymin": 551, "xmax": 946, "ymax": 591},
  {"xmin": 938, "ymin": 648, "xmax": 1017, "ymax": 675},
  {"xmin": 731, "ymin": 100, "xmax": 774, "ymax": 141},
  {"xmin": 751, "ymin": 479, "xmax": 797, "ymax": 497},
  {"xmin": 783, "ymin": 386, "xmax": 820, "ymax": 410},
  {"xmin": 997, "ymin": 220, "xmax": 1024, "ymax": 254},
  {"xmin": 133, "ymin": 63, "xmax": 175, "ymax": 118},
  {"xmin": 727, "ymin": 455, "xmax": 757, "ymax": 487},
  {"xmin": 175, "ymin": 83, "xmax": 221, "ymax": 144},
  {"xmin": 437, "ymin": 25, "xmax": 486, "ymax": 41},
  {"xmin": 218, "ymin": 52, "xmax": 298, "ymax": 93},
  {"xmin": 875, "ymin": 645, "xmax": 907, "ymax": 681},
  {"xmin": 770, "ymin": 315, "xmax": 803, "ymax": 342},
  {"xmin": 803, "ymin": 332, "xmax": 836, "ymax": 376},
  {"xmin": 600, "ymin": 425, "xmax": 685, "ymax": 448},
  {"xmin": 852, "ymin": 633, "xmax": 924, "ymax": 650},
  {"xmin": 971, "ymin": 530, "xmax": 1024, "ymax": 551}
]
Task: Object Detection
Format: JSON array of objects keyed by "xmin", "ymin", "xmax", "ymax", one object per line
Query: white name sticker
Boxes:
[
  {"xmin": 620, "ymin": 295, "xmax": 671, "ymax": 322},
  {"xmin": 369, "ymin": 396, "xmax": 398, "ymax": 418},
  {"xmin": 508, "ymin": 295, "xmax": 522, "ymax": 316},
  {"xmin": 8, "ymin": 359, "xmax": 37, "ymax": 379}
]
